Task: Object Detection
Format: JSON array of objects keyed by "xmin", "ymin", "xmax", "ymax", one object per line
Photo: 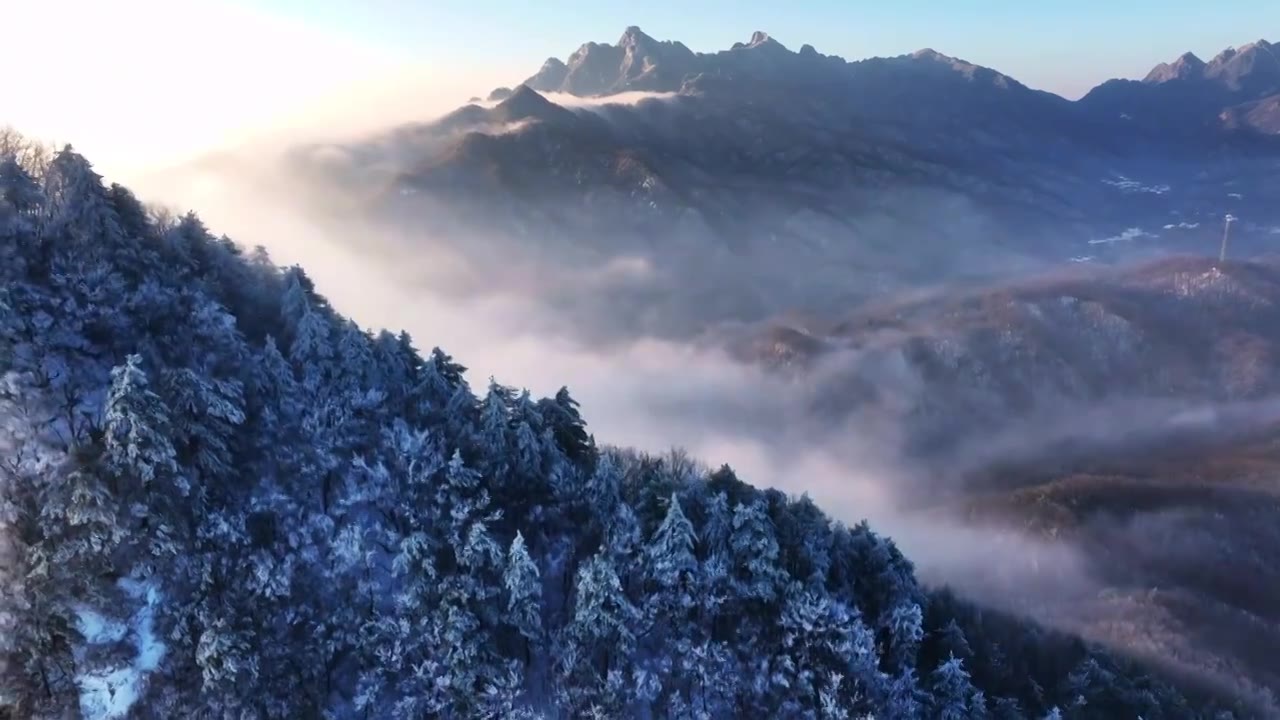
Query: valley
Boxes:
[{"xmin": 5, "ymin": 16, "xmax": 1280, "ymax": 719}]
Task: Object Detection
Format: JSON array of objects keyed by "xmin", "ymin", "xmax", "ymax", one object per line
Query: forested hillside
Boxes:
[{"xmin": 0, "ymin": 140, "xmax": 1245, "ymax": 718}]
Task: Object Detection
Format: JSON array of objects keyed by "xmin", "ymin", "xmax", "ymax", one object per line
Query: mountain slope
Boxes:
[
  {"xmin": 2, "ymin": 145, "xmax": 1248, "ymax": 717},
  {"xmin": 288, "ymin": 30, "xmax": 1280, "ymax": 345},
  {"xmin": 726, "ymin": 256, "xmax": 1280, "ymax": 714},
  {"xmin": 1082, "ymin": 39, "xmax": 1280, "ymax": 136},
  {"xmin": 731, "ymin": 256, "xmax": 1280, "ymax": 460}
]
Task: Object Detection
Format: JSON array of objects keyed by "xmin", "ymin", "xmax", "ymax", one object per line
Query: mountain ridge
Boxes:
[
  {"xmin": 492, "ymin": 28, "xmax": 1280, "ymax": 140},
  {"xmin": 285, "ymin": 28, "xmax": 1280, "ymax": 344},
  {"xmin": 509, "ymin": 27, "xmax": 1277, "ymax": 107},
  {"xmin": 2, "ymin": 139, "xmax": 1251, "ymax": 718}
]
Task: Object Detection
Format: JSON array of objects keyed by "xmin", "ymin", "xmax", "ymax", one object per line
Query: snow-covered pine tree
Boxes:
[
  {"xmin": 503, "ymin": 530, "xmax": 544, "ymax": 707},
  {"xmin": 41, "ymin": 145, "xmax": 123, "ymax": 248},
  {"xmin": 637, "ymin": 493, "xmax": 700, "ymax": 710},
  {"xmin": 558, "ymin": 551, "xmax": 640, "ymax": 716},
  {"xmin": 885, "ymin": 601, "xmax": 925, "ymax": 672},
  {"xmin": 729, "ymin": 499, "xmax": 785, "ymax": 603},
  {"xmin": 536, "ymin": 386, "xmax": 593, "ymax": 464},
  {"xmin": 0, "ymin": 153, "xmax": 43, "ymax": 217},
  {"xmin": 776, "ymin": 584, "xmax": 884, "ymax": 717},
  {"xmin": 930, "ymin": 654, "xmax": 978, "ymax": 720},
  {"xmin": 103, "ymin": 354, "xmax": 185, "ymax": 571},
  {"xmin": 504, "ymin": 531, "xmax": 544, "ymax": 649},
  {"xmin": 0, "ymin": 141, "xmax": 1238, "ymax": 720}
]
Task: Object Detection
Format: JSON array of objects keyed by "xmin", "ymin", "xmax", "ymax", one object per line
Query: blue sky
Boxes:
[
  {"xmin": 8, "ymin": 0, "xmax": 1274, "ymax": 175},
  {"xmin": 234, "ymin": 0, "xmax": 1277, "ymax": 99}
]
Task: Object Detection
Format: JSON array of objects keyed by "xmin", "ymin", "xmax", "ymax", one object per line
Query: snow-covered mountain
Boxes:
[{"xmin": 3, "ymin": 142, "xmax": 1248, "ymax": 718}]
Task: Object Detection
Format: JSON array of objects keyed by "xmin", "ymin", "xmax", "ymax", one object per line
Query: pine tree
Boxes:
[
  {"xmin": 638, "ymin": 493, "xmax": 701, "ymax": 711},
  {"xmin": 729, "ymin": 499, "xmax": 785, "ymax": 603},
  {"xmin": 559, "ymin": 552, "xmax": 640, "ymax": 715},
  {"xmin": 104, "ymin": 354, "xmax": 180, "ymax": 488},
  {"xmin": 505, "ymin": 531, "xmax": 543, "ymax": 645},
  {"xmin": 936, "ymin": 618, "xmax": 974, "ymax": 663},
  {"xmin": 646, "ymin": 493, "xmax": 698, "ymax": 591},
  {"xmin": 882, "ymin": 667, "xmax": 929, "ymax": 720},
  {"xmin": 0, "ymin": 461, "xmax": 81, "ymax": 717},
  {"xmin": 104, "ymin": 355, "xmax": 187, "ymax": 570},
  {"xmin": 583, "ymin": 452, "xmax": 623, "ymax": 525},
  {"xmin": 536, "ymin": 386, "xmax": 594, "ymax": 463},
  {"xmin": 885, "ymin": 601, "xmax": 925, "ymax": 672},
  {"xmin": 289, "ymin": 308, "xmax": 333, "ymax": 393},
  {"xmin": 0, "ymin": 152, "xmax": 44, "ymax": 275},
  {"xmin": 504, "ymin": 530, "xmax": 544, "ymax": 705},
  {"xmin": 162, "ymin": 366, "xmax": 246, "ymax": 486},
  {"xmin": 513, "ymin": 390, "xmax": 548, "ymax": 480},
  {"xmin": 38, "ymin": 451, "xmax": 120, "ymax": 591},
  {"xmin": 930, "ymin": 655, "xmax": 977, "ymax": 720},
  {"xmin": 0, "ymin": 153, "xmax": 43, "ymax": 216},
  {"xmin": 480, "ymin": 378, "xmax": 515, "ymax": 477},
  {"xmin": 777, "ymin": 585, "xmax": 883, "ymax": 715},
  {"xmin": 41, "ymin": 145, "xmax": 123, "ymax": 247}
]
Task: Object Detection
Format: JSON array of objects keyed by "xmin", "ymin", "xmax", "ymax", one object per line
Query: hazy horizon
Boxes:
[{"xmin": 7, "ymin": 0, "xmax": 1277, "ymax": 180}]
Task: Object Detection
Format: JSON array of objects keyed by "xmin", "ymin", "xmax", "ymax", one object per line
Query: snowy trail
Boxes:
[{"xmin": 75, "ymin": 579, "xmax": 166, "ymax": 720}]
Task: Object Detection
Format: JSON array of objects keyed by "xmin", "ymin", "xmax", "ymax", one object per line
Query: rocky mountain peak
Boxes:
[
  {"xmin": 618, "ymin": 25, "xmax": 656, "ymax": 47},
  {"xmin": 1143, "ymin": 51, "xmax": 1206, "ymax": 83},
  {"xmin": 524, "ymin": 57, "xmax": 570, "ymax": 92},
  {"xmin": 731, "ymin": 30, "xmax": 788, "ymax": 53},
  {"xmin": 491, "ymin": 84, "xmax": 573, "ymax": 124},
  {"xmin": 1205, "ymin": 38, "xmax": 1280, "ymax": 93}
]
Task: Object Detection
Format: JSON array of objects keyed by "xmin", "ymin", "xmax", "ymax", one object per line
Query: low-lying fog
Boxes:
[
  {"xmin": 126, "ymin": 138, "xmax": 1101, "ymax": 611},
  {"xmin": 123, "ymin": 102, "xmax": 1280, "ymax": 715}
]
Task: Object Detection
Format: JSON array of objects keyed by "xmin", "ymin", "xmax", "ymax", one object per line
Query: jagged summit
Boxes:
[
  {"xmin": 1144, "ymin": 51, "xmax": 1206, "ymax": 83},
  {"xmin": 500, "ymin": 26, "xmax": 1045, "ymax": 102},
  {"xmin": 516, "ymin": 26, "xmax": 700, "ymax": 96},
  {"xmin": 1205, "ymin": 38, "xmax": 1280, "ymax": 93},
  {"xmin": 618, "ymin": 25, "xmax": 655, "ymax": 46},
  {"xmin": 730, "ymin": 30, "xmax": 788, "ymax": 52},
  {"xmin": 481, "ymin": 28, "xmax": 1280, "ymax": 137},
  {"xmin": 1144, "ymin": 40, "xmax": 1279, "ymax": 92}
]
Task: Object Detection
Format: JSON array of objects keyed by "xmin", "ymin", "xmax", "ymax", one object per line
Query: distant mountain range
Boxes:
[
  {"xmin": 179, "ymin": 30, "xmax": 1280, "ymax": 713},
  {"xmin": 498, "ymin": 29, "xmax": 1280, "ymax": 139},
  {"xmin": 290, "ymin": 28, "xmax": 1280, "ymax": 342},
  {"xmin": 1083, "ymin": 38, "xmax": 1280, "ymax": 136}
]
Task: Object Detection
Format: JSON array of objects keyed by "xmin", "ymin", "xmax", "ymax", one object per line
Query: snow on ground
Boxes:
[
  {"xmin": 75, "ymin": 607, "xmax": 128, "ymax": 645},
  {"xmin": 76, "ymin": 579, "xmax": 165, "ymax": 720},
  {"xmin": 1172, "ymin": 267, "xmax": 1230, "ymax": 297},
  {"xmin": 1101, "ymin": 175, "xmax": 1170, "ymax": 194},
  {"xmin": 1088, "ymin": 227, "xmax": 1151, "ymax": 245}
]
